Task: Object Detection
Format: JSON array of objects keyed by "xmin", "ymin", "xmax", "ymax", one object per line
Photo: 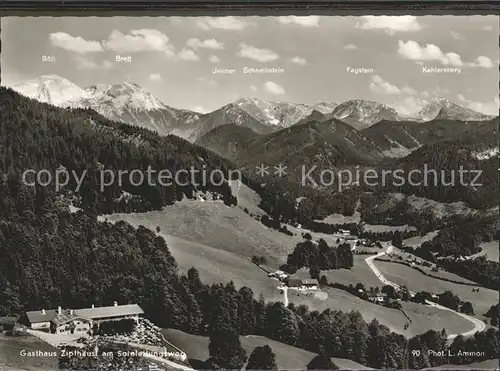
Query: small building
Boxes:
[
  {"xmin": 301, "ymin": 279, "xmax": 319, "ymax": 289},
  {"xmin": 50, "ymin": 309, "xmax": 92, "ymax": 335},
  {"xmin": 286, "ymin": 278, "xmax": 318, "ymax": 290},
  {"xmin": 22, "ymin": 309, "xmax": 58, "ymax": 331},
  {"xmin": 339, "ymin": 229, "xmax": 350, "ymax": 236},
  {"xmin": 286, "ymin": 278, "xmax": 303, "ymax": 288},
  {"xmin": 367, "ymin": 292, "xmax": 387, "ymax": 303},
  {"xmin": 22, "ymin": 302, "xmax": 144, "ymax": 331},
  {"xmin": 268, "ymin": 270, "xmax": 288, "ymax": 280}
]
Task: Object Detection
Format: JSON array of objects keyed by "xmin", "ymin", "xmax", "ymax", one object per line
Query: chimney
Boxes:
[
  {"xmin": 58, "ymin": 306, "xmax": 62, "ymax": 315},
  {"xmin": 41, "ymin": 309, "xmax": 46, "ymax": 315},
  {"xmin": 91, "ymin": 304, "xmax": 95, "ymax": 309},
  {"xmin": 113, "ymin": 301, "xmax": 118, "ymax": 307}
]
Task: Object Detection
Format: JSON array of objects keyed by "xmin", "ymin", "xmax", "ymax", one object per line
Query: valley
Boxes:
[{"xmin": 103, "ymin": 202, "xmax": 484, "ymax": 340}]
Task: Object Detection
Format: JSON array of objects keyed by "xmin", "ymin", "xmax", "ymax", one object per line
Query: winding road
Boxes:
[{"xmin": 365, "ymin": 245, "xmax": 487, "ymax": 340}]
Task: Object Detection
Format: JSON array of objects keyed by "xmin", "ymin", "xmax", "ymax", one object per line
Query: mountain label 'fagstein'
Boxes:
[{"xmin": 346, "ymin": 67, "xmax": 375, "ymax": 74}]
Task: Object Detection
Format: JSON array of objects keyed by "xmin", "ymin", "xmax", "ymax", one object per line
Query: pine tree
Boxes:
[
  {"xmin": 245, "ymin": 345, "xmax": 278, "ymax": 370},
  {"xmin": 208, "ymin": 330, "xmax": 247, "ymax": 370}
]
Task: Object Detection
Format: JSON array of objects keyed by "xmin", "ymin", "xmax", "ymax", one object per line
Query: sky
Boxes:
[{"xmin": 1, "ymin": 15, "xmax": 498, "ymax": 114}]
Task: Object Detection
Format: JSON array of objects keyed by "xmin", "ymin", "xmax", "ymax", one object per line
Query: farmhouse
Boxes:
[
  {"xmin": 367, "ymin": 292, "xmax": 387, "ymax": 303},
  {"xmin": 268, "ymin": 270, "xmax": 288, "ymax": 280},
  {"xmin": 286, "ymin": 278, "xmax": 319, "ymax": 290},
  {"xmin": 21, "ymin": 302, "xmax": 144, "ymax": 332}
]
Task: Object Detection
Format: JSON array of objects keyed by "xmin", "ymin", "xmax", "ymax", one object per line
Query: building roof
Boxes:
[
  {"xmin": 287, "ymin": 278, "xmax": 303, "ymax": 287},
  {"xmin": 343, "ymin": 236, "xmax": 358, "ymax": 240},
  {"xmin": 75, "ymin": 304, "xmax": 144, "ymax": 319},
  {"xmin": 302, "ymin": 279, "xmax": 319, "ymax": 285},
  {"xmin": 51, "ymin": 311, "xmax": 90, "ymax": 327},
  {"xmin": 26, "ymin": 309, "xmax": 58, "ymax": 324},
  {"xmin": 367, "ymin": 292, "xmax": 387, "ymax": 298},
  {"xmin": 26, "ymin": 304, "xmax": 144, "ymax": 324}
]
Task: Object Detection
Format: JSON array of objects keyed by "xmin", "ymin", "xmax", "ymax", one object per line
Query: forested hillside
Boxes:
[{"xmin": 0, "ymin": 87, "xmax": 240, "ymax": 216}]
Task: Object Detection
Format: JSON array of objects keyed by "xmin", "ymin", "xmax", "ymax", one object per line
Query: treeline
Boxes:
[
  {"xmin": 411, "ymin": 290, "xmax": 474, "ymax": 314},
  {"xmin": 361, "ymin": 229, "xmax": 419, "ymax": 244},
  {"xmin": 418, "ymin": 216, "xmax": 499, "ymax": 258},
  {"xmin": 389, "ymin": 121, "xmax": 499, "ymax": 210},
  {"xmin": 0, "ymin": 87, "xmax": 241, "ymax": 218},
  {"xmin": 96, "ymin": 319, "xmax": 136, "ymax": 336},
  {"xmin": 302, "ymin": 221, "xmax": 360, "ymax": 235},
  {"xmin": 280, "ymin": 239, "xmax": 353, "ymax": 274},
  {"xmin": 438, "ymin": 256, "xmax": 500, "ymax": 290},
  {"xmin": 485, "ymin": 304, "xmax": 498, "ymax": 327}
]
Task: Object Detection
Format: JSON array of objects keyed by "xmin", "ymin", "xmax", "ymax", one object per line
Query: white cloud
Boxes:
[
  {"xmin": 177, "ymin": 49, "xmax": 200, "ymax": 61},
  {"xmin": 148, "ymin": 73, "xmax": 162, "ymax": 82},
  {"xmin": 196, "ymin": 16, "xmax": 253, "ymax": 30},
  {"xmin": 186, "ymin": 38, "xmax": 224, "ymax": 50},
  {"xmin": 457, "ymin": 94, "xmax": 499, "ymax": 115},
  {"xmin": 49, "ymin": 32, "xmax": 103, "ymax": 54},
  {"xmin": 468, "ymin": 56, "xmax": 494, "ymax": 68},
  {"xmin": 392, "ymin": 96, "xmax": 429, "ymax": 115},
  {"xmin": 397, "ymin": 40, "xmax": 464, "ymax": 67},
  {"xmin": 356, "ymin": 16, "xmax": 422, "ymax": 34},
  {"xmin": 483, "ymin": 25, "xmax": 493, "ymax": 31},
  {"xmin": 237, "ymin": 43, "xmax": 279, "ymax": 62},
  {"xmin": 250, "ymin": 85, "xmax": 258, "ymax": 92},
  {"xmin": 291, "ymin": 56, "xmax": 307, "ymax": 65},
  {"xmin": 344, "ymin": 44, "xmax": 358, "ymax": 50},
  {"xmin": 74, "ymin": 56, "xmax": 112, "ymax": 70},
  {"xmin": 451, "ymin": 31, "xmax": 462, "ymax": 40},
  {"xmin": 192, "ymin": 106, "xmax": 209, "ymax": 113},
  {"xmin": 278, "ymin": 16, "xmax": 320, "ymax": 27},
  {"xmin": 103, "ymin": 29, "xmax": 174, "ymax": 53},
  {"xmin": 398, "ymin": 40, "xmax": 494, "ymax": 69},
  {"xmin": 208, "ymin": 55, "xmax": 221, "ymax": 63},
  {"xmin": 263, "ymin": 81, "xmax": 285, "ymax": 95},
  {"xmin": 369, "ymin": 75, "xmax": 410, "ymax": 95}
]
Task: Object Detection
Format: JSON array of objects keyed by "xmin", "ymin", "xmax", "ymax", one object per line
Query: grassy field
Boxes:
[
  {"xmin": 161, "ymin": 234, "xmax": 286, "ymax": 303},
  {"xmin": 375, "ymin": 260, "xmax": 498, "ymax": 316},
  {"xmin": 379, "ymin": 253, "xmax": 477, "ymax": 285},
  {"xmin": 162, "ymin": 328, "xmax": 372, "ymax": 370},
  {"xmin": 0, "ymin": 333, "xmax": 58, "ymax": 371},
  {"xmin": 364, "ymin": 224, "xmax": 417, "ymax": 233},
  {"xmin": 403, "ymin": 230, "xmax": 440, "ymax": 247},
  {"xmin": 104, "ymin": 199, "xmax": 299, "ymax": 266},
  {"xmin": 314, "ymin": 211, "xmax": 362, "ymax": 224},
  {"xmin": 316, "ymin": 255, "xmax": 384, "ymax": 288},
  {"xmin": 470, "ymin": 241, "xmax": 499, "ymax": 262}
]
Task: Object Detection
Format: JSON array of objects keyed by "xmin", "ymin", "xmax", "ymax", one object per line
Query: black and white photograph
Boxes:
[{"xmin": 0, "ymin": 15, "xmax": 499, "ymax": 371}]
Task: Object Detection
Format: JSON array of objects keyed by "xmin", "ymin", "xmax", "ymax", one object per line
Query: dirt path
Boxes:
[{"xmin": 365, "ymin": 246, "xmax": 487, "ymax": 340}]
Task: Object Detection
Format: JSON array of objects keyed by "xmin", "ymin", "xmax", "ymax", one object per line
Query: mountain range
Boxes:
[{"xmin": 8, "ymin": 75, "xmax": 495, "ymax": 142}]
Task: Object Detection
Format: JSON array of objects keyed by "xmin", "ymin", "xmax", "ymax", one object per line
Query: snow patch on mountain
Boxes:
[
  {"xmin": 233, "ymin": 97, "xmax": 338, "ymax": 128},
  {"xmin": 9, "ymin": 75, "xmax": 86, "ymax": 106},
  {"xmin": 331, "ymin": 100, "xmax": 401, "ymax": 130},
  {"xmin": 408, "ymin": 97, "xmax": 495, "ymax": 122}
]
